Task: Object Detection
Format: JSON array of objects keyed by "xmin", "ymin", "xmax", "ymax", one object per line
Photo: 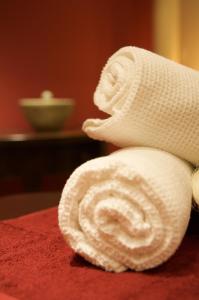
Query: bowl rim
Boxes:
[{"xmin": 20, "ymin": 98, "xmax": 74, "ymax": 107}]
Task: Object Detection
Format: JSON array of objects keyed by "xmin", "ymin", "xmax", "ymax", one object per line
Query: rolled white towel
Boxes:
[
  {"xmin": 58, "ymin": 147, "xmax": 193, "ymax": 272},
  {"xmin": 83, "ymin": 46, "xmax": 199, "ymax": 165}
]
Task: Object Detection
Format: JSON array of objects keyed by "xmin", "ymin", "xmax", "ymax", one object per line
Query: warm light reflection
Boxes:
[
  {"xmin": 153, "ymin": 0, "xmax": 181, "ymax": 62},
  {"xmin": 153, "ymin": 0, "xmax": 199, "ymax": 70}
]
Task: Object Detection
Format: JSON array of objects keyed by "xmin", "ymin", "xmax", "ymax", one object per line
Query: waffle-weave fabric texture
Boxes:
[
  {"xmin": 83, "ymin": 46, "xmax": 199, "ymax": 165},
  {"xmin": 58, "ymin": 147, "xmax": 193, "ymax": 272}
]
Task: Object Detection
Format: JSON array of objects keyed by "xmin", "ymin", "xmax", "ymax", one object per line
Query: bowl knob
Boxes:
[{"xmin": 41, "ymin": 90, "xmax": 54, "ymax": 102}]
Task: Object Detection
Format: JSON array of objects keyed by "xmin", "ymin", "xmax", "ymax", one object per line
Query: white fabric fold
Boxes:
[
  {"xmin": 58, "ymin": 147, "xmax": 193, "ymax": 272},
  {"xmin": 83, "ymin": 46, "xmax": 199, "ymax": 165}
]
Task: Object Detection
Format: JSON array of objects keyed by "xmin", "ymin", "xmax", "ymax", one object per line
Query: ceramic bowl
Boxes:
[{"xmin": 20, "ymin": 91, "xmax": 74, "ymax": 132}]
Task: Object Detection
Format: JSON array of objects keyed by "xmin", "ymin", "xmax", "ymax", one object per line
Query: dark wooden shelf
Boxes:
[
  {"xmin": 0, "ymin": 129, "xmax": 106, "ymax": 195},
  {"xmin": 0, "ymin": 129, "xmax": 87, "ymax": 144}
]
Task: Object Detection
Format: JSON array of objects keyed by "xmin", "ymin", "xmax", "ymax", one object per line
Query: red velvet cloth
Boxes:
[{"xmin": 0, "ymin": 207, "xmax": 199, "ymax": 300}]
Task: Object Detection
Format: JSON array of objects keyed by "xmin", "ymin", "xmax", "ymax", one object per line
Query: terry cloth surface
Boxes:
[
  {"xmin": 83, "ymin": 46, "xmax": 199, "ymax": 165},
  {"xmin": 58, "ymin": 147, "xmax": 193, "ymax": 272},
  {"xmin": 0, "ymin": 293, "xmax": 18, "ymax": 300},
  {"xmin": 1, "ymin": 206, "xmax": 199, "ymax": 300}
]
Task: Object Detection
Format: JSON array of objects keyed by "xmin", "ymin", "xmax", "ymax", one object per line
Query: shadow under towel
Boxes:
[
  {"xmin": 83, "ymin": 46, "xmax": 199, "ymax": 165},
  {"xmin": 58, "ymin": 147, "xmax": 193, "ymax": 272}
]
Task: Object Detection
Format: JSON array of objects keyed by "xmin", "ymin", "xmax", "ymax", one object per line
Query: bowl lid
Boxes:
[{"xmin": 20, "ymin": 90, "xmax": 74, "ymax": 106}]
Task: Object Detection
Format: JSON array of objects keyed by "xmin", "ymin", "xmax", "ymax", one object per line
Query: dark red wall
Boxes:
[{"xmin": 0, "ymin": 0, "xmax": 153, "ymax": 132}]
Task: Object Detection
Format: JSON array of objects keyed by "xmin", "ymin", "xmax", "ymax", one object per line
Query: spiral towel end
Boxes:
[{"xmin": 192, "ymin": 169, "xmax": 199, "ymax": 206}]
